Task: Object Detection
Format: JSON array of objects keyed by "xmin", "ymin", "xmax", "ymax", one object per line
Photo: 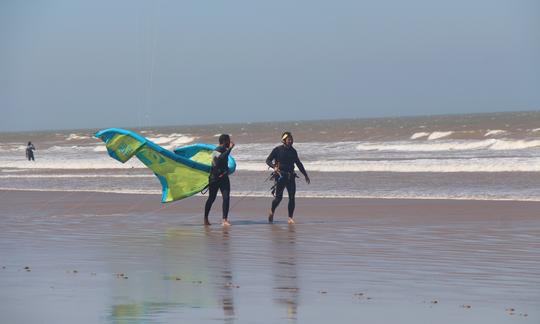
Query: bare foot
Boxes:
[
  {"xmin": 288, "ymin": 217, "xmax": 295, "ymax": 224},
  {"xmin": 221, "ymin": 219, "xmax": 231, "ymax": 226},
  {"xmin": 268, "ymin": 211, "xmax": 274, "ymax": 223},
  {"xmin": 204, "ymin": 219, "xmax": 211, "ymax": 226}
]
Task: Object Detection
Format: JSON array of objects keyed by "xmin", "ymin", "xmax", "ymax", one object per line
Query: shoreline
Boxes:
[
  {"xmin": 2, "ymin": 188, "xmax": 540, "ymax": 203},
  {"xmin": 2, "ymin": 189, "xmax": 539, "ymax": 221}
]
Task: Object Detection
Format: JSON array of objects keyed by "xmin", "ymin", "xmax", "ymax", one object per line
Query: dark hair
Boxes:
[
  {"xmin": 28, "ymin": 141, "xmax": 32, "ymax": 145},
  {"xmin": 281, "ymin": 131, "xmax": 292, "ymax": 141},
  {"xmin": 218, "ymin": 134, "xmax": 230, "ymax": 145}
]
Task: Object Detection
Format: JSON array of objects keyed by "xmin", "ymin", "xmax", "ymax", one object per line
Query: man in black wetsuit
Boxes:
[
  {"xmin": 266, "ymin": 132, "xmax": 310, "ymax": 224},
  {"xmin": 204, "ymin": 134, "xmax": 235, "ymax": 226},
  {"xmin": 26, "ymin": 141, "xmax": 36, "ymax": 161}
]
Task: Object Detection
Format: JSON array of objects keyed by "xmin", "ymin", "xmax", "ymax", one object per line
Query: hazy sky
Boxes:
[{"xmin": 1, "ymin": 0, "xmax": 539, "ymax": 131}]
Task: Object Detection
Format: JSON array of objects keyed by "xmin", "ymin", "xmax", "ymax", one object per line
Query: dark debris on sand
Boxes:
[
  {"xmin": 115, "ymin": 273, "xmax": 128, "ymax": 279},
  {"xmin": 225, "ymin": 282, "xmax": 240, "ymax": 288}
]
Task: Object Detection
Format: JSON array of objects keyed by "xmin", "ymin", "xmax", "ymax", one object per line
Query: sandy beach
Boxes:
[{"xmin": 0, "ymin": 189, "xmax": 538, "ymax": 323}]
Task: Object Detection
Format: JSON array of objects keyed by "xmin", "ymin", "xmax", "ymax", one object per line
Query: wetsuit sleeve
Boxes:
[
  {"xmin": 215, "ymin": 147, "xmax": 232, "ymax": 162},
  {"xmin": 294, "ymin": 151, "xmax": 308, "ymax": 177},
  {"xmin": 266, "ymin": 147, "xmax": 278, "ymax": 169}
]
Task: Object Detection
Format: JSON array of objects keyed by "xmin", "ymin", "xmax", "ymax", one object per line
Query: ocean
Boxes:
[{"xmin": 2, "ymin": 111, "xmax": 540, "ymax": 201}]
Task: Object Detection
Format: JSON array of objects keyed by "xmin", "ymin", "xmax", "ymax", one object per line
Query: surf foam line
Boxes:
[
  {"xmin": 356, "ymin": 139, "xmax": 540, "ymax": 152},
  {"xmin": 1, "ymin": 187, "xmax": 539, "ymax": 202},
  {"xmin": 238, "ymin": 158, "xmax": 540, "ymax": 172},
  {"xmin": 0, "ymin": 174, "xmax": 153, "ymax": 179},
  {"xmin": 3, "ymin": 157, "xmax": 540, "ymax": 172}
]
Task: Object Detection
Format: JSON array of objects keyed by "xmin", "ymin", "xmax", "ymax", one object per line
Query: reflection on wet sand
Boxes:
[
  {"xmin": 271, "ymin": 225, "xmax": 299, "ymax": 322},
  {"xmin": 107, "ymin": 226, "xmax": 237, "ymax": 323},
  {"xmin": 107, "ymin": 227, "xmax": 211, "ymax": 323},
  {"xmin": 3, "ymin": 191, "xmax": 539, "ymax": 324},
  {"xmin": 204, "ymin": 226, "xmax": 236, "ymax": 323}
]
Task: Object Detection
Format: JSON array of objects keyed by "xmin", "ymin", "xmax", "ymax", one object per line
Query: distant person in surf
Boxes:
[
  {"xmin": 266, "ymin": 132, "xmax": 310, "ymax": 224},
  {"xmin": 26, "ymin": 141, "xmax": 36, "ymax": 161},
  {"xmin": 204, "ymin": 134, "xmax": 235, "ymax": 226}
]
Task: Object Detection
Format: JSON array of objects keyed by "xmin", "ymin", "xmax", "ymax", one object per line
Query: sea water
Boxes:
[{"xmin": 2, "ymin": 111, "xmax": 540, "ymax": 201}]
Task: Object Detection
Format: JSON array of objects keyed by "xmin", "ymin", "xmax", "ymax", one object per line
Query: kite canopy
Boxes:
[{"xmin": 94, "ymin": 128, "xmax": 236, "ymax": 203}]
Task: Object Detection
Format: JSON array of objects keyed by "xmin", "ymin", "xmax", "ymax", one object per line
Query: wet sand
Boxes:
[{"xmin": 0, "ymin": 189, "xmax": 539, "ymax": 323}]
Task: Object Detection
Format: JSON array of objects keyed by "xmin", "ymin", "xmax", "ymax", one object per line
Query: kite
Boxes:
[{"xmin": 94, "ymin": 128, "xmax": 236, "ymax": 202}]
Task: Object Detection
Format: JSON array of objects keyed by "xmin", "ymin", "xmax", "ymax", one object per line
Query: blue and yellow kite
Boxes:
[{"xmin": 95, "ymin": 128, "xmax": 236, "ymax": 203}]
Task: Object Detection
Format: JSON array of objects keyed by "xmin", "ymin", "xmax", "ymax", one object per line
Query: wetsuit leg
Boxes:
[
  {"xmin": 286, "ymin": 177, "xmax": 296, "ymax": 218},
  {"xmin": 204, "ymin": 180, "xmax": 220, "ymax": 219},
  {"xmin": 271, "ymin": 179, "xmax": 286, "ymax": 214},
  {"xmin": 219, "ymin": 176, "xmax": 230, "ymax": 219}
]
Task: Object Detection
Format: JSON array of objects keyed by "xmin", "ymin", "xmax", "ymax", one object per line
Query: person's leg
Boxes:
[
  {"xmin": 204, "ymin": 181, "xmax": 219, "ymax": 225},
  {"xmin": 286, "ymin": 178, "xmax": 296, "ymax": 223},
  {"xmin": 220, "ymin": 177, "xmax": 231, "ymax": 225},
  {"xmin": 269, "ymin": 179, "xmax": 286, "ymax": 223}
]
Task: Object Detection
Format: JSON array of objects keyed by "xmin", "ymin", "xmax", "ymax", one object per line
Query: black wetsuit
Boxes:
[
  {"xmin": 204, "ymin": 145, "xmax": 232, "ymax": 220},
  {"xmin": 26, "ymin": 144, "xmax": 35, "ymax": 161},
  {"xmin": 266, "ymin": 145, "xmax": 308, "ymax": 218}
]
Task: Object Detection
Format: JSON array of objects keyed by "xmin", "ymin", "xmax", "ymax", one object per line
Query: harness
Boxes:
[{"xmin": 269, "ymin": 162, "xmax": 299, "ymax": 196}]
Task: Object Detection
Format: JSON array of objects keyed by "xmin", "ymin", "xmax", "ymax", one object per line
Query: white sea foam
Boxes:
[
  {"xmin": 147, "ymin": 136, "xmax": 172, "ymax": 145},
  {"xmin": 168, "ymin": 136, "xmax": 196, "ymax": 147},
  {"xmin": 66, "ymin": 133, "xmax": 90, "ymax": 140},
  {"xmin": 0, "ymin": 145, "xmax": 26, "ymax": 152},
  {"xmin": 532, "ymin": 128, "xmax": 540, "ymax": 132},
  {"xmin": 484, "ymin": 130, "xmax": 507, "ymax": 137},
  {"xmin": 45, "ymin": 145, "xmax": 82, "ymax": 152},
  {"xmin": 5, "ymin": 152, "xmax": 540, "ymax": 172},
  {"xmin": 0, "ymin": 187, "xmax": 161, "ymax": 195},
  {"xmin": 355, "ymin": 139, "xmax": 496, "ymax": 152},
  {"xmin": 410, "ymin": 132, "xmax": 429, "ymax": 139},
  {"xmin": 237, "ymin": 157, "xmax": 540, "ymax": 172},
  {"xmin": 0, "ymin": 174, "xmax": 152, "ymax": 179},
  {"xmin": 355, "ymin": 139, "xmax": 540, "ymax": 152},
  {"xmin": 1, "ymin": 187, "xmax": 538, "ymax": 202},
  {"xmin": 147, "ymin": 134, "xmax": 195, "ymax": 148},
  {"xmin": 0, "ymin": 158, "xmax": 144, "ymax": 170},
  {"xmin": 427, "ymin": 131, "xmax": 454, "ymax": 140},
  {"xmin": 93, "ymin": 146, "xmax": 107, "ymax": 152},
  {"xmin": 489, "ymin": 139, "xmax": 540, "ymax": 150},
  {"xmin": 3, "ymin": 137, "xmax": 540, "ymax": 173},
  {"xmin": 39, "ymin": 136, "xmax": 194, "ymax": 154}
]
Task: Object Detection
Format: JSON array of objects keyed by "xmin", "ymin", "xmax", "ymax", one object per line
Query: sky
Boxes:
[{"xmin": 1, "ymin": 0, "xmax": 539, "ymax": 132}]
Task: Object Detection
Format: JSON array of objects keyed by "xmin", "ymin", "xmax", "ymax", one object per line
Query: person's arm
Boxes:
[
  {"xmin": 295, "ymin": 151, "xmax": 310, "ymax": 184},
  {"xmin": 266, "ymin": 147, "xmax": 278, "ymax": 169},
  {"xmin": 215, "ymin": 142, "xmax": 235, "ymax": 162}
]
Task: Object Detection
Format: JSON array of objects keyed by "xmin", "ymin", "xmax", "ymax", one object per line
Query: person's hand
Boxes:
[
  {"xmin": 305, "ymin": 175, "xmax": 311, "ymax": 184},
  {"xmin": 229, "ymin": 141, "xmax": 235, "ymax": 149}
]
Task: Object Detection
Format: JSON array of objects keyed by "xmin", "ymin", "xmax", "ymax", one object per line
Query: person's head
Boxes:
[
  {"xmin": 27, "ymin": 141, "xmax": 32, "ymax": 145},
  {"xmin": 281, "ymin": 131, "xmax": 293, "ymax": 146},
  {"xmin": 218, "ymin": 134, "xmax": 231, "ymax": 147}
]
